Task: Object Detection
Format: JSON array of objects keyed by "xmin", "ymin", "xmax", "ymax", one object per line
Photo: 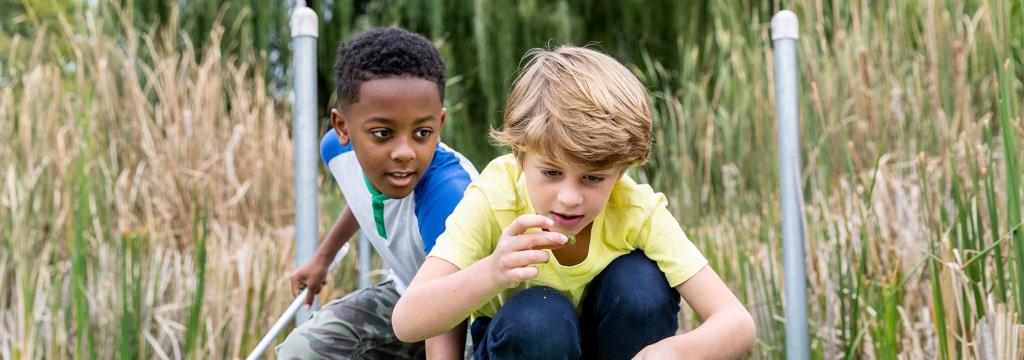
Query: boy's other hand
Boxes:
[
  {"xmin": 487, "ymin": 215, "xmax": 568, "ymax": 288},
  {"xmin": 632, "ymin": 341, "xmax": 685, "ymax": 360},
  {"xmin": 290, "ymin": 257, "xmax": 331, "ymax": 307}
]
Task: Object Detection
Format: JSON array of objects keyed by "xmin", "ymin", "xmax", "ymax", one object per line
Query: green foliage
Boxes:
[
  {"xmin": 118, "ymin": 231, "xmax": 146, "ymax": 359},
  {"xmin": 72, "ymin": 122, "xmax": 97, "ymax": 360},
  {"xmin": 184, "ymin": 200, "xmax": 209, "ymax": 359}
]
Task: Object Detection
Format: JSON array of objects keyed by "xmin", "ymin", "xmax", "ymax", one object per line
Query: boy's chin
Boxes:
[
  {"xmin": 369, "ymin": 176, "xmax": 420, "ymax": 198},
  {"xmin": 548, "ymin": 223, "xmax": 588, "ymax": 237},
  {"xmin": 380, "ymin": 187, "xmax": 415, "ymax": 199}
]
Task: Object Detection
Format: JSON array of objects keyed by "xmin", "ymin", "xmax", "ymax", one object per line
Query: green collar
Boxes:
[{"xmin": 364, "ymin": 176, "xmax": 390, "ymax": 239}]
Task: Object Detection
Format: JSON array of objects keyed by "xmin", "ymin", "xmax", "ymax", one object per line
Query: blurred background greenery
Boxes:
[{"xmin": 1, "ymin": 0, "xmax": 1022, "ymax": 358}]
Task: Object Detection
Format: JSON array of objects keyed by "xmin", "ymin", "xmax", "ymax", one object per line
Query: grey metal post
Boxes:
[
  {"xmin": 771, "ymin": 10, "xmax": 809, "ymax": 360},
  {"xmin": 291, "ymin": 4, "xmax": 319, "ymax": 324},
  {"xmin": 359, "ymin": 234, "xmax": 371, "ymax": 289}
]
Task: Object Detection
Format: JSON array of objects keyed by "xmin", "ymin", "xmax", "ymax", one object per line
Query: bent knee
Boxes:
[
  {"xmin": 489, "ymin": 287, "xmax": 582, "ymax": 357},
  {"xmin": 275, "ymin": 313, "xmax": 366, "ymax": 358}
]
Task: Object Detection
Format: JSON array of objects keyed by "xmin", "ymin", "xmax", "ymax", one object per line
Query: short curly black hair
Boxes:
[{"xmin": 334, "ymin": 27, "xmax": 446, "ymax": 112}]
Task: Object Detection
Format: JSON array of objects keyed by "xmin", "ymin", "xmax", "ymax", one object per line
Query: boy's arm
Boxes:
[
  {"xmin": 313, "ymin": 205, "xmax": 360, "ymax": 265},
  {"xmin": 392, "ymin": 257, "xmax": 497, "ymax": 342},
  {"xmin": 290, "ymin": 206, "xmax": 360, "ymax": 306},
  {"xmin": 392, "ymin": 215, "xmax": 568, "ymax": 342},
  {"xmin": 634, "ymin": 267, "xmax": 756, "ymax": 359},
  {"xmin": 425, "ymin": 320, "xmax": 468, "ymax": 360}
]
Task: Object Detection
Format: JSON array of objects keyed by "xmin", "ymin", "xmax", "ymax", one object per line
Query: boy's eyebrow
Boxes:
[
  {"xmin": 412, "ymin": 115, "xmax": 436, "ymax": 125},
  {"xmin": 365, "ymin": 117, "xmax": 393, "ymax": 125},
  {"xmin": 364, "ymin": 115, "xmax": 436, "ymax": 125},
  {"xmin": 582, "ymin": 169, "xmax": 615, "ymax": 176},
  {"xmin": 539, "ymin": 160, "xmax": 615, "ymax": 175},
  {"xmin": 539, "ymin": 160, "xmax": 562, "ymax": 168}
]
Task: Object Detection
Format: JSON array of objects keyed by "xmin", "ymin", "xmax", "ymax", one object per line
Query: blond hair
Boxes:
[{"xmin": 491, "ymin": 46, "xmax": 653, "ymax": 171}]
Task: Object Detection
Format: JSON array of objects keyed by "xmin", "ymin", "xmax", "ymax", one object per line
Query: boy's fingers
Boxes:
[
  {"xmin": 503, "ymin": 215, "xmax": 554, "ymax": 237},
  {"xmin": 509, "ymin": 232, "xmax": 567, "ymax": 251},
  {"xmin": 507, "ymin": 266, "xmax": 540, "ymax": 281},
  {"xmin": 303, "ymin": 285, "xmax": 317, "ymax": 307},
  {"xmin": 498, "ymin": 250, "xmax": 550, "ymax": 269}
]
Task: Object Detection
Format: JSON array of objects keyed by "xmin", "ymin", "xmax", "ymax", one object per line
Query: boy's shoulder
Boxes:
[
  {"xmin": 468, "ymin": 155, "xmax": 523, "ymax": 210},
  {"xmin": 320, "ymin": 130, "xmax": 352, "ymax": 166},
  {"xmin": 412, "ymin": 143, "xmax": 478, "ymax": 253},
  {"xmin": 603, "ymin": 175, "xmax": 675, "ymax": 235},
  {"xmin": 478, "ymin": 154, "xmax": 519, "ymax": 179},
  {"xmin": 608, "ymin": 174, "xmax": 665, "ymax": 213},
  {"xmin": 413, "ymin": 143, "xmax": 479, "ymax": 196},
  {"xmin": 610, "ymin": 173, "xmax": 659, "ymax": 201}
]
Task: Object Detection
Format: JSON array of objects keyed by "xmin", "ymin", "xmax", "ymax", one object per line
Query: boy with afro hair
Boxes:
[{"xmin": 277, "ymin": 27, "xmax": 477, "ymax": 359}]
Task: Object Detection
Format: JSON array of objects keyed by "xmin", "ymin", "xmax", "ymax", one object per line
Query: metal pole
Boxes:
[
  {"xmin": 771, "ymin": 10, "xmax": 809, "ymax": 360},
  {"xmin": 291, "ymin": 4, "xmax": 319, "ymax": 324},
  {"xmin": 359, "ymin": 234, "xmax": 371, "ymax": 289}
]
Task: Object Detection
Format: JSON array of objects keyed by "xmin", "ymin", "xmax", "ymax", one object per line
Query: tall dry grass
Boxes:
[
  {"xmin": 0, "ymin": 8, "xmax": 358, "ymax": 359},
  {"xmin": 645, "ymin": 1, "xmax": 1024, "ymax": 358}
]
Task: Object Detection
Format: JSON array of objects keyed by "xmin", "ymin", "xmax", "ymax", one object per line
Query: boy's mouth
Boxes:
[
  {"xmin": 384, "ymin": 171, "xmax": 416, "ymax": 188},
  {"xmin": 550, "ymin": 211, "xmax": 584, "ymax": 228}
]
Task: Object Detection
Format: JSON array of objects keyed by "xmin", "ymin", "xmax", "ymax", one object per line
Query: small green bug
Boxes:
[{"xmin": 565, "ymin": 235, "xmax": 576, "ymax": 246}]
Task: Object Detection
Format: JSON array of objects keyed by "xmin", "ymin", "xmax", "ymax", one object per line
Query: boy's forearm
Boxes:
[
  {"xmin": 424, "ymin": 320, "xmax": 468, "ymax": 360},
  {"xmin": 396, "ymin": 256, "xmax": 504, "ymax": 341},
  {"xmin": 313, "ymin": 206, "xmax": 359, "ymax": 263},
  {"xmin": 661, "ymin": 309, "xmax": 756, "ymax": 359}
]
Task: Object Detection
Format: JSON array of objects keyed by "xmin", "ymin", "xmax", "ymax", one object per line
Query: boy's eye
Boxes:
[
  {"xmin": 370, "ymin": 129, "xmax": 392, "ymax": 139},
  {"xmin": 541, "ymin": 169, "xmax": 562, "ymax": 177},
  {"xmin": 582, "ymin": 175, "xmax": 606, "ymax": 184},
  {"xmin": 414, "ymin": 128, "xmax": 434, "ymax": 138}
]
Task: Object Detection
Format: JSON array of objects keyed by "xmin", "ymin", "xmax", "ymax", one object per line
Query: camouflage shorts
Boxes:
[{"xmin": 275, "ymin": 279, "xmax": 426, "ymax": 360}]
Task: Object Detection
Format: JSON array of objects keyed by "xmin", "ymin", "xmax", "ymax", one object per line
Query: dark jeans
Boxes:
[{"xmin": 470, "ymin": 251, "xmax": 681, "ymax": 360}]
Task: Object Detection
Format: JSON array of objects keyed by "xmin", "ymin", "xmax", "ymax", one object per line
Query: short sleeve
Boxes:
[
  {"xmin": 427, "ymin": 184, "xmax": 500, "ymax": 269},
  {"xmin": 414, "ymin": 146, "xmax": 477, "ymax": 253},
  {"xmin": 636, "ymin": 204, "xmax": 708, "ymax": 287},
  {"xmin": 320, "ymin": 130, "xmax": 349, "ymax": 166}
]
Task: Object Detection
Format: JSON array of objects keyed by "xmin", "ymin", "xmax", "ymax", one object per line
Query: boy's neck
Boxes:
[{"xmin": 551, "ymin": 222, "xmax": 593, "ymax": 266}]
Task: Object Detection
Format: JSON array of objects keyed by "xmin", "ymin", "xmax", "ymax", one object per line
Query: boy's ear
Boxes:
[
  {"xmin": 437, "ymin": 107, "xmax": 447, "ymax": 139},
  {"xmin": 331, "ymin": 109, "xmax": 350, "ymax": 146}
]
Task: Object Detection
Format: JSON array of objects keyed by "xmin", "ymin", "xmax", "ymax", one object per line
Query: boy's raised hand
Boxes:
[
  {"xmin": 487, "ymin": 214, "xmax": 568, "ymax": 288},
  {"xmin": 291, "ymin": 257, "xmax": 331, "ymax": 308}
]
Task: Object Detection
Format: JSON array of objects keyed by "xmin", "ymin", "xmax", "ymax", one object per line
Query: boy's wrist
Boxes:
[
  {"xmin": 480, "ymin": 255, "xmax": 503, "ymax": 288},
  {"xmin": 477, "ymin": 255, "xmax": 509, "ymax": 290},
  {"xmin": 312, "ymin": 249, "xmax": 334, "ymax": 265},
  {"xmin": 488, "ymin": 255, "xmax": 527, "ymax": 291},
  {"xmin": 312, "ymin": 234, "xmax": 349, "ymax": 265},
  {"xmin": 659, "ymin": 333, "xmax": 711, "ymax": 358}
]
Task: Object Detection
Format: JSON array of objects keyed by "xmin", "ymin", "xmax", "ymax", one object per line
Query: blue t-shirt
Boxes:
[{"xmin": 320, "ymin": 131, "xmax": 478, "ymax": 292}]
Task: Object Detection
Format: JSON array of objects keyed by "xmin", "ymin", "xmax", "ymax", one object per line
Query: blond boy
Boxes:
[{"xmin": 393, "ymin": 46, "xmax": 756, "ymax": 359}]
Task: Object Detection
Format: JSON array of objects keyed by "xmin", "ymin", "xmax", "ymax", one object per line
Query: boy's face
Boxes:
[
  {"xmin": 522, "ymin": 152, "xmax": 623, "ymax": 237},
  {"xmin": 332, "ymin": 77, "xmax": 446, "ymax": 198}
]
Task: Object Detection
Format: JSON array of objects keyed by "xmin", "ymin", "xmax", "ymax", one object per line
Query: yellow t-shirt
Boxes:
[{"xmin": 428, "ymin": 154, "xmax": 708, "ymax": 318}]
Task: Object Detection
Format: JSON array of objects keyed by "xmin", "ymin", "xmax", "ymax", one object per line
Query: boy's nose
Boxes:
[
  {"xmin": 556, "ymin": 186, "xmax": 584, "ymax": 208},
  {"xmin": 391, "ymin": 140, "xmax": 415, "ymax": 162}
]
